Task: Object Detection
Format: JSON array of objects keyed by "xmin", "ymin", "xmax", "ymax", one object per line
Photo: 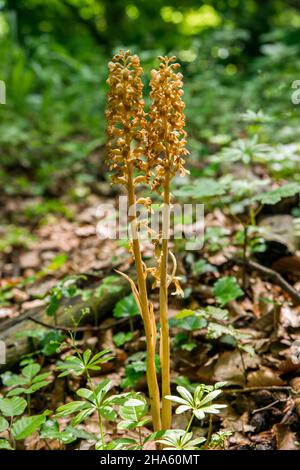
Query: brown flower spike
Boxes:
[
  {"xmin": 106, "ymin": 50, "xmax": 148, "ymax": 186},
  {"xmin": 106, "ymin": 52, "xmax": 188, "ymax": 433},
  {"xmin": 106, "ymin": 50, "xmax": 161, "ymax": 432},
  {"xmin": 148, "ymin": 56, "xmax": 188, "ymax": 430},
  {"xmin": 148, "ymin": 56, "xmax": 189, "ymax": 192}
]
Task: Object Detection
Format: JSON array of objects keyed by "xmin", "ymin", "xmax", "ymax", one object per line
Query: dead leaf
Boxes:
[
  {"xmin": 247, "ymin": 367, "xmax": 284, "ymax": 387},
  {"xmin": 272, "ymin": 423, "xmax": 299, "ymax": 450},
  {"xmin": 281, "ymin": 305, "xmax": 300, "ymax": 328},
  {"xmin": 19, "ymin": 251, "xmax": 40, "ymax": 269},
  {"xmin": 212, "ymin": 350, "xmax": 260, "ymax": 386}
]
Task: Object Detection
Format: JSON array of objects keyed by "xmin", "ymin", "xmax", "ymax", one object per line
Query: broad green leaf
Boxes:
[
  {"xmin": 99, "ymin": 406, "xmax": 117, "ymax": 421},
  {"xmin": 213, "ymin": 276, "xmax": 243, "ymax": 306},
  {"xmin": 118, "ymin": 398, "xmax": 147, "ymax": 423},
  {"xmin": 22, "ymin": 363, "xmax": 41, "ymax": 380},
  {"xmin": 71, "ymin": 407, "xmax": 94, "ymax": 426},
  {"xmin": 76, "ymin": 388, "xmax": 94, "ymax": 401},
  {"xmin": 0, "ymin": 397, "xmax": 27, "ymax": 417},
  {"xmin": 26, "ymin": 380, "xmax": 50, "ymax": 394},
  {"xmin": 113, "ymin": 294, "xmax": 139, "ymax": 319},
  {"xmin": 253, "ymin": 182, "xmax": 300, "ymax": 205},
  {"xmin": 174, "ymin": 179, "xmax": 228, "ymax": 200},
  {"xmin": 0, "ymin": 416, "xmax": 9, "ymax": 432},
  {"xmin": 56, "ymin": 400, "xmax": 90, "ymax": 417},
  {"xmin": 12, "ymin": 414, "xmax": 46, "ymax": 440},
  {"xmin": 113, "ymin": 331, "xmax": 133, "ymax": 347},
  {"xmin": 1, "ymin": 373, "xmax": 28, "ymax": 387},
  {"xmin": 6, "ymin": 387, "xmax": 27, "ymax": 397},
  {"xmin": 0, "ymin": 439, "xmax": 13, "ymax": 450}
]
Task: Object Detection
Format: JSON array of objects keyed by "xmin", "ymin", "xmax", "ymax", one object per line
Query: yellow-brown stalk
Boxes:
[
  {"xmin": 106, "ymin": 51, "xmax": 161, "ymax": 431},
  {"xmin": 148, "ymin": 56, "xmax": 189, "ymax": 430}
]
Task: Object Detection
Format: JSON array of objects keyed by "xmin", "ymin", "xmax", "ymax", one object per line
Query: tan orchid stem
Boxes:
[
  {"xmin": 127, "ymin": 161, "xmax": 162, "ymax": 432},
  {"xmin": 160, "ymin": 172, "xmax": 172, "ymax": 430}
]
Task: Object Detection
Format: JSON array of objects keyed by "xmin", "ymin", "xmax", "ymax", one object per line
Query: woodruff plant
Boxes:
[{"xmin": 106, "ymin": 51, "xmax": 188, "ymax": 431}]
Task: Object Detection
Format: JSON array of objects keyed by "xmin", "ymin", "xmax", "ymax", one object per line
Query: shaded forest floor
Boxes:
[{"xmin": 1, "ymin": 176, "xmax": 300, "ymax": 450}]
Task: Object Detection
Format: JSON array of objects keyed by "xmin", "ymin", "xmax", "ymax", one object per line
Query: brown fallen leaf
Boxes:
[
  {"xmin": 272, "ymin": 423, "xmax": 299, "ymax": 450},
  {"xmin": 247, "ymin": 366, "xmax": 284, "ymax": 387},
  {"xmin": 19, "ymin": 251, "xmax": 40, "ymax": 269},
  {"xmin": 212, "ymin": 350, "xmax": 260, "ymax": 386},
  {"xmin": 280, "ymin": 305, "xmax": 300, "ymax": 328}
]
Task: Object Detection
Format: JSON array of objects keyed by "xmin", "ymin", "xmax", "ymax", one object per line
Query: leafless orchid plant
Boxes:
[{"xmin": 106, "ymin": 50, "xmax": 188, "ymax": 432}]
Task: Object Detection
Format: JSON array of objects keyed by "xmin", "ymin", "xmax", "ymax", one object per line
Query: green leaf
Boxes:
[
  {"xmin": 170, "ymin": 314, "xmax": 206, "ymax": 331},
  {"xmin": 99, "ymin": 406, "xmax": 117, "ymax": 421},
  {"xmin": 56, "ymin": 401, "xmax": 90, "ymax": 417},
  {"xmin": 0, "ymin": 397, "xmax": 27, "ymax": 417},
  {"xmin": 192, "ymin": 260, "xmax": 217, "ymax": 276},
  {"xmin": 213, "ymin": 276, "xmax": 243, "ymax": 306},
  {"xmin": 46, "ymin": 295, "xmax": 60, "ymax": 317},
  {"xmin": 26, "ymin": 380, "xmax": 50, "ymax": 394},
  {"xmin": 12, "ymin": 414, "xmax": 46, "ymax": 440},
  {"xmin": 1, "ymin": 372, "xmax": 28, "ymax": 387},
  {"xmin": 0, "ymin": 439, "xmax": 13, "ymax": 450},
  {"xmin": 174, "ymin": 179, "xmax": 228, "ymax": 200},
  {"xmin": 94, "ymin": 276, "xmax": 122, "ymax": 298},
  {"xmin": 6, "ymin": 387, "xmax": 27, "ymax": 397},
  {"xmin": 113, "ymin": 294, "xmax": 139, "ymax": 319},
  {"xmin": 22, "ymin": 363, "xmax": 41, "ymax": 380},
  {"xmin": 253, "ymin": 183, "xmax": 300, "ymax": 206},
  {"xmin": 0, "ymin": 416, "xmax": 9, "ymax": 432},
  {"xmin": 76, "ymin": 387, "xmax": 94, "ymax": 401},
  {"xmin": 113, "ymin": 331, "xmax": 133, "ymax": 347},
  {"xmin": 32, "ymin": 372, "xmax": 51, "ymax": 384},
  {"xmin": 71, "ymin": 408, "xmax": 94, "ymax": 426},
  {"xmin": 119, "ymin": 397, "xmax": 148, "ymax": 423}
]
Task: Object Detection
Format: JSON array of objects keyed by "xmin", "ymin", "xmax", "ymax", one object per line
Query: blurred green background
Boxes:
[{"xmin": 0, "ymin": 0, "xmax": 300, "ymax": 197}]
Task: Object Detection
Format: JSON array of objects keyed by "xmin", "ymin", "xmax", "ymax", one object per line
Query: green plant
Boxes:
[
  {"xmin": 165, "ymin": 383, "xmax": 227, "ymax": 421},
  {"xmin": 56, "ymin": 349, "xmax": 112, "ymax": 378},
  {"xmin": 157, "ymin": 429, "xmax": 205, "ymax": 450},
  {"xmin": 154, "ymin": 383, "xmax": 227, "ymax": 450},
  {"xmin": 0, "ymin": 396, "xmax": 49, "ymax": 450},
  {"xmin": 121, "ymin": 352, "xmax": 161, "ymax": 389},
  {"xmin": 56, "ymin": 379, "xmax": 117, "ymax": 449},
  {"xmin": 113, "ymin": 294, "xmax": 140, "ymax": 332},
  {"xmin": 213, "ymin": 276, "xmax": 244, "ymax": 306},
  {"xmin": 1, "ymin": 361, "xmax": 51, "ymax": 414}
]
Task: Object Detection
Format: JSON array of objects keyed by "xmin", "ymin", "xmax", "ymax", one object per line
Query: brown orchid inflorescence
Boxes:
[
  {"xmin": 148, "ymin": 56, "xmax": 189, "ymax": 192},
  {"xmin": 106, "ymin": 51, "xmax": 148, "ymax": 187},
  {"xmin": 106, "ymin": 50, "xmax": 188, "ymax": 433}
]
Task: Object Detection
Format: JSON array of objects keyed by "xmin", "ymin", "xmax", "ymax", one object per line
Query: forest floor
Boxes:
[{"xmin": 0, "ymin": 181, "xmax": 300, "ymax": 451}]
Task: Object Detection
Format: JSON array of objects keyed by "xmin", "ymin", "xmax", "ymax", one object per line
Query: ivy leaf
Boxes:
[
  {"xmin": 113, "ymin": 294, "xmax": 139, "ymax": 319},
  {"xmin": 213, "ymin": 276, "xmax": 243, "ymax": 306},
  {"xmin": 12, "ymin": 414, "xmax": 47, "ymax": 440},
  {"xmin": 253, "ymin": 182, "xmax": 300, "ymax": 205},
  {"xmin": 0, "ymin": 397, "xmax": 27, "ymax": 417}
]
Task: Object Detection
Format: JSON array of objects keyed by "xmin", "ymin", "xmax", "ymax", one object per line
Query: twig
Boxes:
[
  {"xmin": 252, "ymin": 398, "xmax": 288, "ymax": 414},
  {"xmin": 28, "ymin": 316, "xmax": 129, "ymax": 332},
  {"xmin": 229, "ymin": 257, "xmax": 300, "ymax": 305}
]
